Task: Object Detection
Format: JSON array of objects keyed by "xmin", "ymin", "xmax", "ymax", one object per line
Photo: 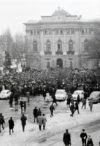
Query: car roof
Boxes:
[
  {"xmin": 74, "ymin": 90, "xmax": 84, "ymax": 93},
  {"xmin": 1, "ymin": 90, "xmax": 10, "ymax": 92},
  {"xmin": 56, "ymin": 89, "xmax": 65, "ymax": 92},
  {"xmin": 90, "ymin": 91, "xmax": 100, "ymax": 96}
]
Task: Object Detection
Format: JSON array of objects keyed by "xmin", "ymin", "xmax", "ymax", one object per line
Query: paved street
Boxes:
[{"xmin": 0, "ymin": 96, "xmax": 100, "ymax": 146}]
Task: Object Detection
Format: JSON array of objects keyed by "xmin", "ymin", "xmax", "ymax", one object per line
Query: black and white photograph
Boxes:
[{"xmin": 0, "ymin": 0, "xmax": 100, "ymax": 145}]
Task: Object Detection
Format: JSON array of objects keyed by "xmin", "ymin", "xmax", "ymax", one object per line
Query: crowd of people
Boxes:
[
  {"xmin": 0, "ymin": 67, "xmax": 100, "ymax": 145},
  {"xmin": 0, "ymin": 67, "xmax": 99, "ymax": 99},
  {"xmin": 0, "ymin": 67, "xmax": 99, "ymax": 109}
]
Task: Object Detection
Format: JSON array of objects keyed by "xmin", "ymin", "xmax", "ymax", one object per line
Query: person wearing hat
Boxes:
[
  {"xmin": 80, "ymin": 129, "xmax": 87, "ymax": 146},
  {"xmin": 63, "ymin": 129, "xmax": 71, "ymax": 146}
]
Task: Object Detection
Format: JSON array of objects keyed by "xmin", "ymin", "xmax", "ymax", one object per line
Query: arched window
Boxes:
[
  {"xmin": 46, "ymin": 40, "xmax": 51, "ymax": 52},
  {"xmin": 68, "ymin": 39, "xmax": 73, "ymax": 51},
  {"xmin": 33, "ymin": 40, "xmax": 38, "ymax": 52},
  {"xmin": 84, "ymin": 39, "xmax": 88, "ymax": 51}
]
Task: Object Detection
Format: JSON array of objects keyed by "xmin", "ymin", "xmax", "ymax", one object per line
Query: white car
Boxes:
[
  {"xmin": 55, "ymin": 89, "xmax": 67, "ymax": 101},
  {"xmin": 0, "ymin": 90, "xmax": 11, "ymax": 99},
  {"xmin": 72, "ymin": 90, "xmax": 84, "ymax": 101},
  {"xmin": 88, "ymin": 91, "xmax": 100, "ymax": 103}
]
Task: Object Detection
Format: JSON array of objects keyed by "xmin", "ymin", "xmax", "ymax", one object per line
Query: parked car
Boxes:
[
  {"xmin": 55, "ymin": 89, "xmax": 67, "ymax": 101},
  {"xmin": 88, "ymin": 91, "xmax": 100, "ymax": 103},
  {"xmin": 72, "ymin": 90, "xmax": 84, "ymax": 101},
  {"xmin": 0, "ymin": 89, "xmax": 11, "ymax": 100}
]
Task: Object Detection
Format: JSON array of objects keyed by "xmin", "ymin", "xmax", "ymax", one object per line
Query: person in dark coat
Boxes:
[
  {"xmin": 49, "ymin": 103, "xmax": 55, "ymax": 117},
  {"xmin": 26, "ymin": 91, "xmax": 30, "ymax": 104},
  {"xmin": 23, "ymin": 101, "xmax": 26, "ymax": 113},
  {"xmin": 33, "ymin": 107, "xmax": 38, "ymax": 122},
  {"xmin": 77, "ymin": 95, "xmax": 80, "ymax": 104},
  {"xmin": 63, "ymin": 129, "xmax": 71, "ymax": 146},
  {"xmin": 70, "ymin": 102, "xmax": 75, "ymax": 117},
  {"xmin": 88, "ymin": 100, "xmax": 93, "ymax": 112},
  {"xmin": 8, "ymin": 117, "xmax": 14, "ymax": 135},
  {"xmin": 37, "ymin": 108, "xmax": 42, "ymax": 116},
  {"xmin": 43, "ymin": 90, "xmax": 46, "ymax": 101},
  {"xmin": 9, "ymin": 92, "xmax": 13, "ymax": 108},
  {"xmin": 82, "ymin": 98, "xmax": 86, "ymax": 109},
  {"xmin": 87, "ymin": 135, "xmax": 94, "ymax": 146},
  {"xmin": 37, "ymin": 113, "xmax": 43, "ymax": 131},
  {"xmin": 74, "ymin": 101, "xmax": 80, "ymax": 114},
  {"xmin": 67, "ymin": 96, "xmax": 71, "ymax": 107},
  {"xmin": 80, "ymin": 129, "xmax": 87, "ymax": 146},
  {"xmin": 20, "ymin": 114, "xmax": 27, "ymax": 132},
  {"xmin": 20, "ymin": 101, "xmax": 24, "ymax": 113},
  {"xmin": 52, "ymin": 92, "xmax": 57, "ymax": 106},
  {"xmin": 0, "ymin": 113, "xmax": 5, "ymax": 132}
]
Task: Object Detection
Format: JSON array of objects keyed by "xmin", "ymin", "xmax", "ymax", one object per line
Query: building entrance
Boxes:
[{"xmin": 56, "ymin": 58, "xmax": 63, "ymax": 68}]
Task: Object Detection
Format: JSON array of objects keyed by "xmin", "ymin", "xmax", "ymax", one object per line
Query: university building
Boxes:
[{"xmin": 25, "ymin": 8, "xmax": 100, "ymax": 70}]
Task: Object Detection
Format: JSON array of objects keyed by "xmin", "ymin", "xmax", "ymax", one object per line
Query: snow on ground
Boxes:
[{"xmin": 0, "ymin": 100, "xmax": 100, "ymax": 146}]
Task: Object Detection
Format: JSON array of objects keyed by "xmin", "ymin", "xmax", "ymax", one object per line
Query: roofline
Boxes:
[{"xmin": 24, "ymin": 21, "xmax": 100, "ymax": 26}]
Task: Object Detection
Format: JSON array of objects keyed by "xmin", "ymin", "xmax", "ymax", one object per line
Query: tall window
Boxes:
[
  {"xmin": 84, "ymin": 39, "xmax": 88, "ymax": 52},
  {"xmin": 68, "ymin": 39, "xmax": 73, "ymax": 51},
  {"xmin": 33, "ymin": 40, "xmax": 38, "ymax": 52},
  {"xmin": 57, "ymin": 40, "xmax": 62, "ymax": 51},
  {"xmin": 56, "ymin": 40, "xmax": 63, "ymax": 54},
  {"xmin": 46, "ymin": 40, "xmax": 51, "ymax": 52},
  {"xmin": 47, "ymin": 62, "xmax": 50, "ymax": 69}
]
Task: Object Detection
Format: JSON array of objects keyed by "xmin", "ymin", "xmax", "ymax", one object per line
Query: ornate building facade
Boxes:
[{"xmin": 25, "ymin": 8, "xmax": 100, "ymax": 70}]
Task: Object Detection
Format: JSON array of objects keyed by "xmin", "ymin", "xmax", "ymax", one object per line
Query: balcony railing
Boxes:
[
  {"xmin": 44, "ymin": 51, "xmax": 52, "ymax": 55},
  {"xmin": 67, "ymin": 50, "xmax": 75, "ymax": 55},
  {"xmin": 56, "ymin": 51, "xmax": 63, "ymax": 55}
]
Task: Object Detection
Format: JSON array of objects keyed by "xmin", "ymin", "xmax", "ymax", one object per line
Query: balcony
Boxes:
[
  {"xmin": 56, "ymin": 51, "xmax": 63, "ymax": 55},
  {"xmin": 67, "ymin": 50, "xmax": 75, "ymax": 55},
  {"xmin": 44, "ymin": 51, "xmax": 52, "ymax": 55}
]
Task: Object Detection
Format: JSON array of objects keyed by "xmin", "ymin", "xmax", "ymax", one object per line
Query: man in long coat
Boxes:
[
  {"xmin": 8, "ymin": 117, "xmax": 14, "ymax": 135},
  {"xmin": 21, "ymin": 114, "xmax": 27, "ymax": 132},
  {"xmin": 63, "ymin": 129, "xmax": 71, "ymax": 146}
]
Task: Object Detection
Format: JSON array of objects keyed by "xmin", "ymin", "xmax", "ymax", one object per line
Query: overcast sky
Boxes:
[{"xmin": 0, "ymin": 0, "xmax": 100, "ymax": 35}]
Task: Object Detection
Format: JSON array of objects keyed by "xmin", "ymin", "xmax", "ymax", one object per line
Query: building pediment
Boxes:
[
  {"xmin": 52, "ymin": 8, "xmax": 70, "ymax": 17},
  {"xmin": 41, "ymin": 8, "xmax": 81, "ymax": 22}
]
